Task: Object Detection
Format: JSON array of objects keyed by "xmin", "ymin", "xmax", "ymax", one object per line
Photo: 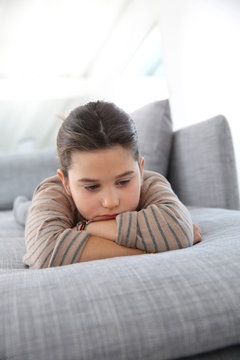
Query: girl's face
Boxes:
[{"xmin": 57, "ymin": 145, "xmax": 144, "ymax": 221}]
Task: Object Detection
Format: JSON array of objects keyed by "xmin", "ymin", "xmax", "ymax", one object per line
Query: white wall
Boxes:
[{"xmin": 157, "ymin": 0, "xmax": 240, "ymax": 190}]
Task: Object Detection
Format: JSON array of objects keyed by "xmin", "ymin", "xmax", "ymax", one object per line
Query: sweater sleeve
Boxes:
[
  {"xmin": 23, "ymin": 176, "xmax": 90, "ymax": 269},
  {"xmin": 115, "ymin": 171, "xmax": 193, "ymax": 253}
]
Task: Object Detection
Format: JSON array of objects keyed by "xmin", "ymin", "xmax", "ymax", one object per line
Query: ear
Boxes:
[
  {"xmin": 57, "ymin": 169, "xmax": 72, "ymax": 197},
  {"xmin": 139, "ymin": 157, "xmax": 144, "ymax": 179}
]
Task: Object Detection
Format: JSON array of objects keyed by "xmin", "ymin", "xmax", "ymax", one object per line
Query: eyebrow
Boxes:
[{"xmin": 77, "ymin": 170, "xmax": 135, "ymax": 183}]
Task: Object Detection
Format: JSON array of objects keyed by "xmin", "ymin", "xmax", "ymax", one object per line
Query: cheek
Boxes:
[
  {"xmin": 122, "ymin": 181, "xmax": 141, "ymax": 209},
  {"xmin": 70, "ymin": 189, "xmax": 98, "ymax": 215}
]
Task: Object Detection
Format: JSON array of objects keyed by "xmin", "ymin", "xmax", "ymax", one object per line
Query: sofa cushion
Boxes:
[
  {"xmin": 0, "ymin": 207, "xmax": 240, "ymax": 359},
  {"xmin": 168, "ymin": 115, "xmax": 240, "ymax": 210},
  {"xmin": 13, "ymin": 196, "xmax": 32, "ymax": 225},
  {"xmin": 131, "ymin": 99, "xmax": 172, "ymax": 176},
  {"xmin": 0, "ymin": 210, "xmax": 26, "ymax": 273},
  {"xmin": 0, "ymin": 148, "xmax": 58, "ymax": 210}
]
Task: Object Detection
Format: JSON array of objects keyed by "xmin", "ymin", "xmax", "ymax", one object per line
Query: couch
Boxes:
[{"xmin": 0, "ymin": 99, "xmax": 239, "ymax": 360}]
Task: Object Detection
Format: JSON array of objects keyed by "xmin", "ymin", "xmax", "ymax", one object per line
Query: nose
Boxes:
[{"xmin": 101, "ymin": 187, "xmax": 119, "ymax": 209}]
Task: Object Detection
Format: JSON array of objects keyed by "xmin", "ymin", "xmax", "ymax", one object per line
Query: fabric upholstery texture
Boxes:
[
  {"xmin": 0, "ymin": 101, "xmax": 240, "ymax": 359},
  {"xmin": 182, "ymin": 346, "xmax": 240, "ymax": 360},
  {"xmin": 131, "ymin": 99, "xmax": 172, "ymax": 176},
  {"xmin": 0, "ymin": 211, "xmax": 26, "ymax": 273},
  {"xmin": 13, "ymin": 196, "xmax": 32, "ymax": 225},
  {"xmin": 168, "ymin": 115, "xmax": 240, "ymax": 210},
  {"xmin": 0, "ymin": 207, "xmax": 240, "ymax": 359},
  {"xmin": 0, "ymin": 148, "xmax": 58, "ymax": 210}
]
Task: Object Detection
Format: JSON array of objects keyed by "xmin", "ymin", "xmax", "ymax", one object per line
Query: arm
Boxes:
[
  {"xmin": 85, "ymin": 171, "xmax": 196, "ymax": 254},
  {"xmin": 85, "ymin": 219, "xmax": 201, "ymax": 245},
  {"xmin": 24, "ymin": 176, "xmax": 91, "ymax": 269},
  {"xmin": 24, "ymin": 176, "xmax": 144, "ymax": 269},
  {"xmin": 116, "ymin": 171, "xmax": 195, "ymax": 253},
  {"xmin": 79, "ymin": 235, "xmax": 145, "ymax": 262}
]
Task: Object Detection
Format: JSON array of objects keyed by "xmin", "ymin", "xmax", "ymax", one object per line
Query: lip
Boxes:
[{"xmin": 98, "ymin": 214, "xmax": 119, "ymax": 220}]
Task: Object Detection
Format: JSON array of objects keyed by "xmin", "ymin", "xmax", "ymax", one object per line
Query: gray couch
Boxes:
[{"xmin": 0, "ymin": 100, "xmax": 240, "ymax": 360}]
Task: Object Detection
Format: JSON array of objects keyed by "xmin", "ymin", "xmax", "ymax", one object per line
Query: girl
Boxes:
[{"xmin": 23, "ymin": 101, "xmax": 201, "ymax": 269}]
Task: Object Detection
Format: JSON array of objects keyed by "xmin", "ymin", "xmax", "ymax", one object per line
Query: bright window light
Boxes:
[{"xmin": 0, "ymin": 0, "xmax": 168, "ymax": 152}]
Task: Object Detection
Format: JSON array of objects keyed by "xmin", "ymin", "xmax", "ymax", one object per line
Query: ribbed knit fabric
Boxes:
[
  {"xmin": 23, "ymin": 170, "xmax": 193, "ymax": 269},
  {"xmin": 23, "ymin": 176, "xmax": 90, "ymax": 269},
  {"xmin": 116, "ymin": 171, "xmax": 193, "ymax": 252}
]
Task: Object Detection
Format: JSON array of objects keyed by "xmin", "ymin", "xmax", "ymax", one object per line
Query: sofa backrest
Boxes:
[
  {"xmin": 168, "ymin": 115, "xmax": 240, "ymax": 210},
  {"xmin": 131, "ymin": 99, "xmax": 172, "ymax": 176},
  {"xmin": 0, "ymin": 99, "xmax": 174, "ymax": 210},
  {"xmin": 0, "ymin": 149, "xmax": 59, "ymax": 210}
]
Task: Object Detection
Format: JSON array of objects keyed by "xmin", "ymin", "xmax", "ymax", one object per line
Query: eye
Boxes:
[
  {"xmin": 84, "ymin": 184, "xmax": 99, "ymax": 192},
  {"xmin": 117, "ymin": 179, "xmax": 131, "ymax": 187}
]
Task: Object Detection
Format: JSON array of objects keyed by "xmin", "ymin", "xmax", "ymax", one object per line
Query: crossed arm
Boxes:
[
  {"xmin": 71, "ymin": 220, "xmax": 143, "ymax": 262},
  {"xmin": 24, "ymin": 174, "xmax": 202, "ymax": 268},
  {"xmin": 77, "ymin": 220, "xmax": 202, "ymax": 262}
]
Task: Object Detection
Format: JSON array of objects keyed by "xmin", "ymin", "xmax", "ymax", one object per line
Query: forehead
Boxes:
[{"xmin": 69, "ymin": 146, "xmax": 137, "ymax": 178}]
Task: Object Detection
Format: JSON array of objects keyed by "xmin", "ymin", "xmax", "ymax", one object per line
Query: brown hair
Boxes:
[{"xmin": 57, "ymin": 101, "xmax": 139, "ymax": 178}]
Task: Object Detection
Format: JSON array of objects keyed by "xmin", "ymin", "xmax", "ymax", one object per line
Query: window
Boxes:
[{"xmin": 0, "ymin": 0, "xmax": 168, "ymax": 152}]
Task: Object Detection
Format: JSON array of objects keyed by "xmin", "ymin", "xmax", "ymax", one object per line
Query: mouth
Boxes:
[{"xmin": 98, "ymin": 214, "xmax": 119, "ymax": 220}]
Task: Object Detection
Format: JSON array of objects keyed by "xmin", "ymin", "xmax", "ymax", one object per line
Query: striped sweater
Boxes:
[{"xmin": 23, "ymin": 170, "xmax": 193, "ymax": 269}]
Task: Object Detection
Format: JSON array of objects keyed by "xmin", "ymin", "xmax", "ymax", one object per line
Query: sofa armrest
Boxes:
[
  {"xmin": 0, "ymin": 148, "xmax": 58, "ymax": 210},
  {"xmin": 167, "ymin": 115, "xmax": 240, "ymax": 209}
]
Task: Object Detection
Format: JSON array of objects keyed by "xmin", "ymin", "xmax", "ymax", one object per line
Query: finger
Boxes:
[
  {"xmin": 195, "ymin": 225, "xmax": 201, "ymax": 232},
  {"xmin": 196, "ymin": 232, "xmax": 202, "ymax": 242},
  {"xmin": 193, "ymin": 232, "xmax": 202, "ymax": 244}
]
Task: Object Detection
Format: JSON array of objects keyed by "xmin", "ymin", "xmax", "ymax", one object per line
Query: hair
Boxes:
[{"xmin": 57, "ymin": 100, "xmax": 139, "ymax": 178}]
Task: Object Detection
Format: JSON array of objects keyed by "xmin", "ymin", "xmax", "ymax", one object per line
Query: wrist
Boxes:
[
  {"xmin": 87, "ymin": 219, "xmax": 117, "ymax": 241},
  {"xmin": 76, "ymin": 219, "xmax": 93, "ymax": 231}
]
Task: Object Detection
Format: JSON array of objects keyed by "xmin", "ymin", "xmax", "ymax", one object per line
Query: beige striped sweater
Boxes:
[{"xmin": 23, "ymin": 170, "xmax": 193, "ymax": 269}]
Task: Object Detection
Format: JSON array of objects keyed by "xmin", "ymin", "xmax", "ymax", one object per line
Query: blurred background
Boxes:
[
  {"xmin": 0, "ymin": 0, "xmax": 240, "ymax": 183},
  {"xmin": 0, "ymin": 0, "xmax": 166, "ymax": 152}
]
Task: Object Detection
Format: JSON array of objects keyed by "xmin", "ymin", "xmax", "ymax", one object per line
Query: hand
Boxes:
[
  {"xmin": 73, "ymin": 219, "xmax": 117, "ymax": 242},
  {"xmin": 193, "ymin": 224, "xmax": 202, "ymax": 244},
  {"xmin": 87, "ymin": 219, "xmax": 117, "ymax": 241}
]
